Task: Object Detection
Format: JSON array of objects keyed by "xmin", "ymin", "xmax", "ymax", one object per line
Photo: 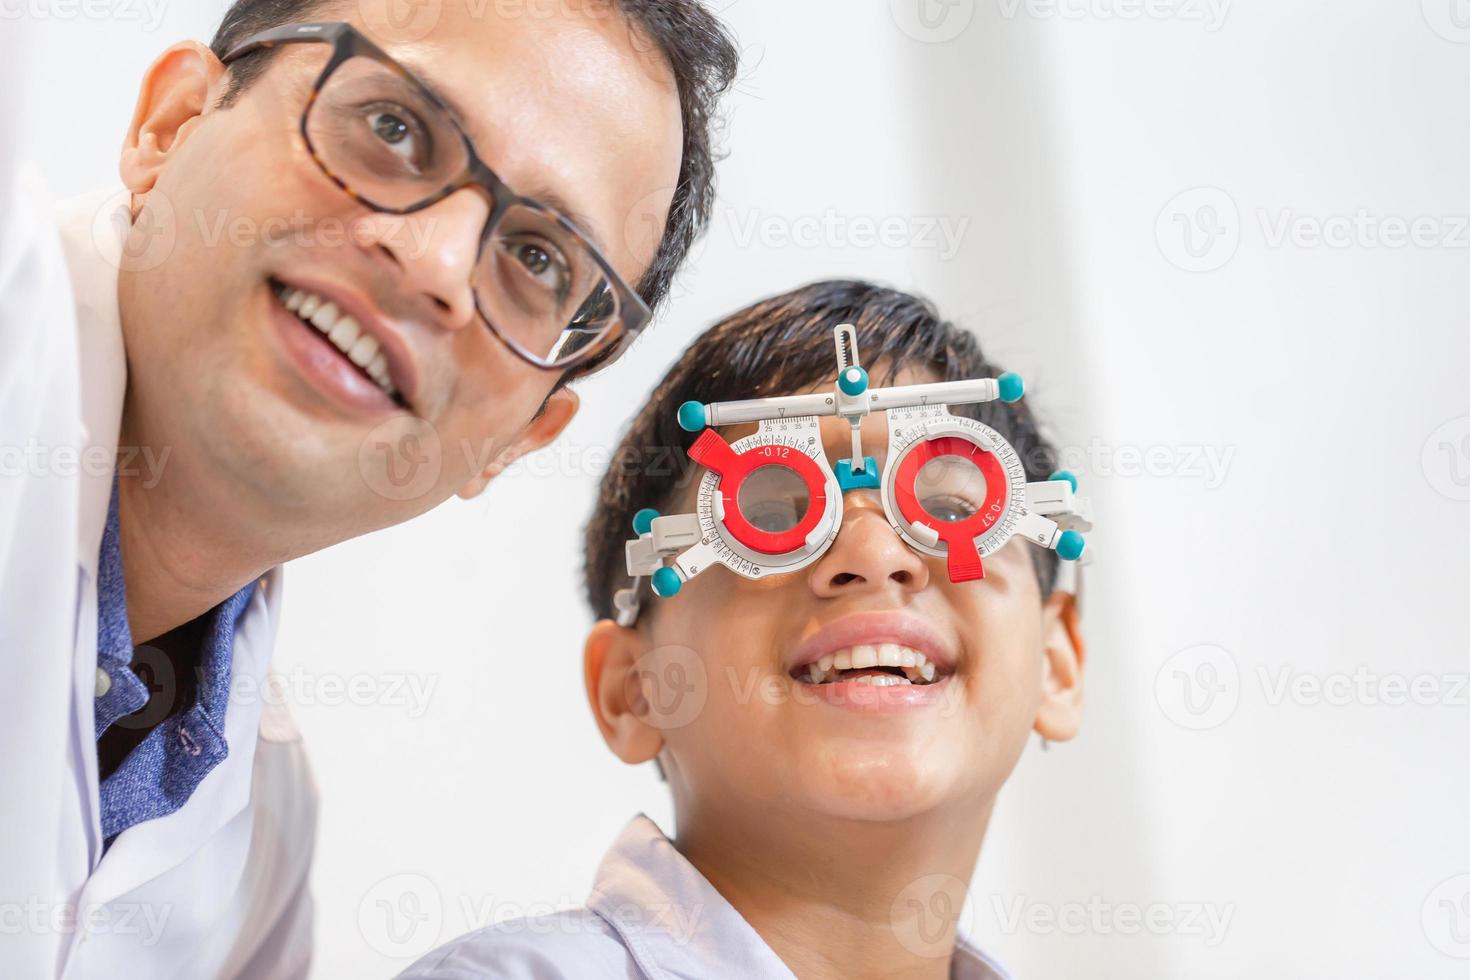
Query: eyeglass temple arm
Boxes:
[{"xmin": 221, "ymin": 22, "xmax": 346, "ymax": 63}]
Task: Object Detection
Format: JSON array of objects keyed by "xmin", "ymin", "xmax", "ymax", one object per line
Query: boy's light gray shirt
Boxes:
[{"xmin": 398, "ymin": 814, "xmax": 1013, "ymax": 980}]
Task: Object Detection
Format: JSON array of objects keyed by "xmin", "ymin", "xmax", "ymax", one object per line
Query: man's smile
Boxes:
[{"xmin": 268, "ymin": 276, "xmax": 419, "ymax": 416}]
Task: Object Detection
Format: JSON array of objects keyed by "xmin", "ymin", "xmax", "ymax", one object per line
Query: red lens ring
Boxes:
[
  {"xmin": 687, "ymin": 429, "xmax": 829, "ymax": 556},
  {"xmin": 892, "ymin": 436, "xmax": 1008, "ymax": 581}
]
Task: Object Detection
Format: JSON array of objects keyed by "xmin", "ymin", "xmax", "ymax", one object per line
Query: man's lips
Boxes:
[{"xmin": 270, "ymin": 274, "xmax": 421, "ymax": 410}]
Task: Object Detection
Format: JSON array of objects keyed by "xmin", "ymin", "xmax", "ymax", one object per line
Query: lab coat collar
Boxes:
[
  {"xmin": 589, "ymin": 815, "xmax": 1013, "ymax": 980},
  {"xmin": 55, "ymin": 186, "xmax": 129, "ymax": 588},
  {"xmin": 53, "ymin": 187, "xmax": 288, "ymax": 905}
]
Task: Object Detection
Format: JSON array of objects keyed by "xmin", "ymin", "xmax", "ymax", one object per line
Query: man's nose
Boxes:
[
  {"xmin": 808, "ymin": 495, "xmax": 930, "ymax": 598},
  {"xmin": 357, "ymin": 187, "xmax": 489, "ymax": 328}
]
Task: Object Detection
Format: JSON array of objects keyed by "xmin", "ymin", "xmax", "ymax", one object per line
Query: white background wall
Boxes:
[{"xmin": 15, "ymin": 1, "xmax": 1470, "ymax": 976}]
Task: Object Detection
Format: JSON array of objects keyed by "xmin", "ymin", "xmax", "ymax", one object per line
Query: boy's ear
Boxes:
[
  {"xmin": 584, "ymin": 618, "xmax": 665, "ymax": 765},
  {"xmin": 457, "ymin": 388, "xmax": 579, "ymax": 499},
  {"xmin": 120, "ymin": 42, "xmax": 227, "ymax": 196},
  {"xmin": 1034, "ymin": 590, "xmax": 1086, "ymax": 743}
]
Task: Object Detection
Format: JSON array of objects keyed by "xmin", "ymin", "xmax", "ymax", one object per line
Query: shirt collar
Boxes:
[{"xmin": 588, "ymin": 814, "xmax": 1012, "ymax": 980}]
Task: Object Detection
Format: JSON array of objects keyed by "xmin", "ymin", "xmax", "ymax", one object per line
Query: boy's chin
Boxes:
[{"xmin": 792, "ymin": 751, "xmax": 970, "ymax": 823}]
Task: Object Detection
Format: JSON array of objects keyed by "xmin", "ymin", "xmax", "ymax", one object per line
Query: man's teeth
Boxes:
[
  {"xmin": 281, "ymin": 286, "xmax": 398, "ymax": 398},
  {"xmin": 801, "ymin": 644, "xmax": 941, "ymax": 686}
]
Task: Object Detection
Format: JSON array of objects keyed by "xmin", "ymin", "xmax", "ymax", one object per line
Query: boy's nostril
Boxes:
[{"xmin": 831, "ymin": 572, "xmax": 863, "ymax": 587}]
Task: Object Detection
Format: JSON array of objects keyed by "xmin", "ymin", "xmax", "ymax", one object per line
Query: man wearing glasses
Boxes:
[{"xmin": 0, "ymin": 2, "xmax": 736, "ymax": 976}]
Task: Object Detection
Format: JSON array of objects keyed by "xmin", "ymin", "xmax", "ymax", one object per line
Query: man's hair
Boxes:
[
  {"xmin": 207, "ymin": 0, "xmax": 738, "ymax": 315},
  {"xmin": 583, "ymin": 279, "xmax": 1064, "ymax": 620}
]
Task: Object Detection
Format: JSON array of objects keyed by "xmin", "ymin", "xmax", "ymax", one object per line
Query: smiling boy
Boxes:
[{"xmin": 402, "ymin": 279, "xmax": 1088, "ymax": 979}]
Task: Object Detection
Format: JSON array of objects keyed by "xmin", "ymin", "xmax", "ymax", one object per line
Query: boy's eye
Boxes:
[
  {"xmin": 745, "ymin": 501, "xmax": 804, "ymax": 534},
  {"xmin": 914, "ymin": 455, "xmax": 987, "ymax": 523},
  {"xmin": 736, "ymin": 465, "xmax": 811, "ymax": 534},
  {"xmin": 918, "ymin": 494, "xmax": 979, "ymax": 523}
]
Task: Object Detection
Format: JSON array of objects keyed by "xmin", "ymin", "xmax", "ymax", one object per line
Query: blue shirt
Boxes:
[
  {"xmin": 93, "ymin": 479, "xmax": 256, "ymax": 842},
  {"xmin": 399, "ymin": 814, "xmax": 1013, "ymax": 980}
]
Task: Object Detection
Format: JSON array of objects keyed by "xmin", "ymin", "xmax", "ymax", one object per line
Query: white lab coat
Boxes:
[{"xmin": 0, "ymin": 139, "xmax": 318, "ymax": 980}]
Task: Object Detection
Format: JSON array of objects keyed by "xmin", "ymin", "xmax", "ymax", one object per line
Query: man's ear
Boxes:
[
  {"xmin": 120, "ymin": 42, "xmax": 228, "ymax": 196},
  {"xmin": 1034, "ymin": 590, "xmax": 1086, "ymax": 743},
  {"xmin": 584, "ymin": 618, "xmax": 664, "ymax": 765},
  {"xmin": 456, "ymin": 388, "xmax": 579, "ymax": 499}
]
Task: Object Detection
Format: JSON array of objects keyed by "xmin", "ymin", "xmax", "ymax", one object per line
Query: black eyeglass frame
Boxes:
[{"xmin": 221, "ymin": 21, "xmax": 652, "ymax": 371}]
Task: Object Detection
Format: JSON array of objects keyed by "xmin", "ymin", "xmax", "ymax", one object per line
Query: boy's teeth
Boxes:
[
  {"xmin": 798, "ymin": 645, "xmax": 943, "ymax": 686},
  {"xmin": 278, "ymin": 284, "xmax": 398, "ymax": 400}
]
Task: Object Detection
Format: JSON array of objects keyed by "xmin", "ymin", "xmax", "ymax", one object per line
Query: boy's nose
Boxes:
[{"xmin": 808, "ymin": 497, "xmax": 929, "ymax": 598}]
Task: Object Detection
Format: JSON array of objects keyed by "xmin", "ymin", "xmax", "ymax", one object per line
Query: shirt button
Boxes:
[{"xmin": 94, "ymin": 667, "xmax": 112, "ymax": 698}]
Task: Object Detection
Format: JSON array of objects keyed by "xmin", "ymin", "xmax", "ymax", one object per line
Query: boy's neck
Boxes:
[{"xmin": 675, "ymin": 799, "xmax": 993, "ymax": 980}]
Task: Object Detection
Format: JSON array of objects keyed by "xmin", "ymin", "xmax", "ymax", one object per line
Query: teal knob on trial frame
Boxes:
[
  {"xmin": 677, "ymin": 401, "xmax": 707, "ymax": 432},
  {"xmin": 651, "ymin": 567, "xmax": 683, "ymax": 597},
  {"xmin": 838, "ymin": 366, "xmax": 869, "ymax": 396},
  {"xmin": 1055, "ymin": 530, "xmax": 1085, "ymax": 561}
]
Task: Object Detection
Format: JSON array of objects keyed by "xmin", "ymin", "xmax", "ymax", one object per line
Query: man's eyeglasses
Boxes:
[{"xmin": 222, "ymin": 22, "xmax": 652, "ymax": 372}]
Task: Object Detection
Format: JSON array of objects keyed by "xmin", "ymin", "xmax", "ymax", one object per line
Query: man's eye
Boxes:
[
  {"xmin": 365, "ymin": 107, "xmax": 427, "ymax": 166},
  {"xmin": 372, "ymin": 111, "xmax": 408, "ymax": 143},
  {"xmin": 508, "ymin": 239, "xmax": 570, "ymax": 296}
]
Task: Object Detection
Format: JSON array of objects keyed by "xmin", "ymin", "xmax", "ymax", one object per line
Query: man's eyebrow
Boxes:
[
  {"xmin": 534, "ymin": 192, "xmax": 613, "ymax": 258},
  {"xmin": 405, "ymin": 64, "xmax": 615, "ymax": 259}
]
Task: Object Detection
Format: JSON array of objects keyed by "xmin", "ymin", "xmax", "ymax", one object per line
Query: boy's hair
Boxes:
[
  {"xmin": 583, "ymin": 279, "xmax": 1063, "ymax": 620},
  {"xmin": 207, "ymin": 0, "xmax": 739, "ymax": 316}
]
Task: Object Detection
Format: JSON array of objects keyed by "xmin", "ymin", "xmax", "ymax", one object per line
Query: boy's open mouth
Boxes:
[{"xmin": 790, "ymin": 644, "xmax": 948, "ymax": 687}]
